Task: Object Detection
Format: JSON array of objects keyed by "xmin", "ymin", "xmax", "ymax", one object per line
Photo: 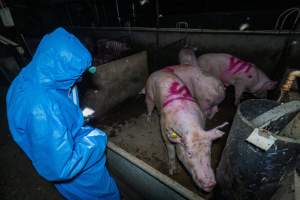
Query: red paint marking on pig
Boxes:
[
  {"xmin": 228, "ymin": 56, "xmax": 251, "ymax": 74},
  {"xmin": 245, "ymin": 64, "xmax": 252, "ymax": 73},
  {"xmin": 220, "ymin": 56, "xmax": 253, "ymax": 81},
  {"xmin": 169, "ymin": 82, "xmax": 192, "ymax": 97},
  {"xmin": 163, "ymin": 66, "xmax": 176, "ymax": 73},
  {"xmin": 162, "ymin": 81, "xmax": 195, "ymax": 108},
  {"xmin": 163, "ymin": 96, "xmax": 195, "ymax": 107},
  {"xmin": 228, "ymin": 56, "xmax": 243, "ymax": 72},
  {"xmin": 232, "ymin": 62, "xmax": 249, "ymax": 74}
]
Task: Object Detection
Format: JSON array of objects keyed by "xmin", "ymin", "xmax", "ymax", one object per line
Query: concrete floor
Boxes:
[{"xmin": 95, "ymin": 90, "xmax": 237, "ymax": 199}]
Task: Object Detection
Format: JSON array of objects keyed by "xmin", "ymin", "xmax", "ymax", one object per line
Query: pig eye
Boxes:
[{"xmin": 186, "ymin": 151, "xmax": 192, "ymax": 158}]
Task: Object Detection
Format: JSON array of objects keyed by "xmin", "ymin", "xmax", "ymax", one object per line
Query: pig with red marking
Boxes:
[
  {"xmin": 197, "ymin": 53, "xmax": 277, "ymax": 105},
  {"xmin": 145, "ymin": 70, "xmax": 228, "ymax": 192},
  {"xmin": 162, "ymin": 65, "xmax": 225, "ymax": 119},
  {"xmin": 160, "ymin": 48, "xmax": 225, "ymax": 119}
]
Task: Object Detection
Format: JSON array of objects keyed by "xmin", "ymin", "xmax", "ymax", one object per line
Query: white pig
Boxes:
[
  {"xmin": 162, "ymin": 64, "xmax": 225, "ymax": 119},
  {"xmin": 145, "ymin": 70, "xmax": 228, "ymax": 192},
  {"xmin": 197, "ymin": 53, "xmax": 277, "ymax": 105}
]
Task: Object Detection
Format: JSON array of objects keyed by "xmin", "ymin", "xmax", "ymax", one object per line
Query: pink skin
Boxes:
[
  {"xmin": 178, "ymin": 48, "xmax": 225, "ymax": 119},
  {"xmin": 145, "ymin": 70, "xmax": 228, "ymax": 192},
  {"xmin": 179, "ymin": 48, "xmax": 199, "ymax": 66},
  {"xmin": 197, "ymin": 53, "xmax": 277, "ymax": 105},
  {"xmin": 162, "ymin": 81, "xmax": 195, "ymax": 107},
  {"xmin": 174, "ymin": 122, "xmax": 228, "ymax": 192},
  {"xmin": 162, "ymin": 64, "xmax": 225, "ymax": 120}
]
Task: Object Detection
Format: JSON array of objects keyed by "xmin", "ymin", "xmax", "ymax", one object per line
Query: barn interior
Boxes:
[{"xmin": 1, "ymin": 0, "xmax": 300, "ymax": 200}]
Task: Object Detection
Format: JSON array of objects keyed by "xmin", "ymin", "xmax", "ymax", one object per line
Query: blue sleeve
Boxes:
[{"xmin": 26, "ymin": 102, "xmax": 108, "ymax": 182}]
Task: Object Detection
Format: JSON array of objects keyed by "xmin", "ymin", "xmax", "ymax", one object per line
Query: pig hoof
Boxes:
[
  {"xmin": 169, "ymin": 166, "xmax": 180, "ymax": 175},
  {"xmin": 168, "ymin": 168, "xmax": 174, "ymax": 176},
  {"xmin": 146, "ymin": 115, "xmax": 152, "ymax": 122}
]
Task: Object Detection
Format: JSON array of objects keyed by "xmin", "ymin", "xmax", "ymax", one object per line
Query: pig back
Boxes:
[
  {"xmin": 197, "ymin": 53, "xmax": 231, "ymax": 78},
  {"xmin": 146, "ymin": 70, "xmax": 192, "ymax": 111}
]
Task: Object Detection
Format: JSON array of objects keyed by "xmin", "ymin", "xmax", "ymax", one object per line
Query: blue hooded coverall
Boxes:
[{"xmin": 6, "ymin": 27, "xmax": 120, "ymax": 200}]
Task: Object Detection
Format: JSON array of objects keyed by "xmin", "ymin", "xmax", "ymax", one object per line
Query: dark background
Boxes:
[
  {"xmin": 1, "ymin": 1, "xmax": 300, "ymax": 199},
  {"xmin": 1, "ymin": 0, "xmax": 300, "ymax": 37}
]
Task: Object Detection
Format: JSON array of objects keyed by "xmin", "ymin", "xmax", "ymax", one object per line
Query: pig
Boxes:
[
  {"xmin": 162, "ymin": 64, "xmax": 225, "ymax": 120},
  {"xmin": 178, "ymin": 48, "xmax": 199, "ymax": 66},
  {"xmin": 159, "ymin": 48, "xmax": 225, "ymax": 119},
  {"xmin": 197, "ymin": 53, "xmax": 277, "ymax": 105},
  {"xmin": 145, "ymin": 70, "xmax": 228, "ymax": 192}
]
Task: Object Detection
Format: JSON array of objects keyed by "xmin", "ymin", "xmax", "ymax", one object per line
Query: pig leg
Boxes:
[
  {"xmin": 234, "ymin": 84, "xmax": 245, "ymax": 106},
  {"xmin": 145, "ymin": 95, "xmax": 155, "ymax": 122},
  {"xmin": 160, "ymin": 118, "xmax": 177, "ymax": 175}
]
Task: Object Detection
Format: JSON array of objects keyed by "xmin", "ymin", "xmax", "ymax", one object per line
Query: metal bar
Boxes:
[
  {"xmin": 295, "ymin": 170, "xmax": 300, "ymax": 200},
  {"xmin": 69, "ymin": 26, "xmax": 300, "ymax": 35},
  {"xmin": 131, "ymin": 0, "xmax": 135, "ymax": 26},
  {"xmin": 154, "ymin": 0, "xmax": 160, "ymax": 68},
  {"xmin": 20, "ymin": 33, "xmax": 32, "ymax": 56},
  {"xmin": 0, "ymin": 34, "xmax": 18, "ymax": 46},
  {"xmin": 115, "ymin": 0, "xmax": 121, "ymax": 26},
  {"xmin": 107, "ymin": 142, "xmax": 204, "ymax": 200},
  {"xmin": 155, "ymin": 0, "xmax": 160, "ymax": 48}
]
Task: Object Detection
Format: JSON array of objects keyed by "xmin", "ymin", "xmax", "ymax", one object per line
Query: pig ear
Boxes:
[
  {"xmin": 206, "ymin": 129, "xmax": 225, "ymax": 141},
  {"xmin": 206, "ymin": 122, "xmax": 228, "ymax": 141},
  {"xmin": 265, "ymin": 81, "xmax": 277, "ymax": 90},
  {"xmin": 166, "ymin": 128, "xmax": 184, "ymax": 144}
]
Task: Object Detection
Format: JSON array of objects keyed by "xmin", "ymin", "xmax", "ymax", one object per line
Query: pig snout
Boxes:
[
  {"xmin": 187, "ymin": 145, "xmax": 219, "ymax": 192},
  {"xmin": 201, "ymin": 179, "xmax": 216, "ymax": 192},
  {"xmin": 204, "ymin": 180, "xmax": 216, "ymax": 192},
  {"xmin": 178, "ymin": 144, "xmax": 218, "ymax": 192},
  {"xmin": 192, "ymin": 168, "xmax": 216, "ymax": 192}
]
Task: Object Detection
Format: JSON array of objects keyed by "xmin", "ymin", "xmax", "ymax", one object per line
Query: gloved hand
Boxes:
[{"xmin": 82, "ymin": 107, "xmax": 95, "ymax": 124}]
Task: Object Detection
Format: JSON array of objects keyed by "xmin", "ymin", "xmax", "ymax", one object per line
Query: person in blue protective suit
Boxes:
[{"xmin": 6, "ymin": 27, "xmax": 120, "ymax": 200}]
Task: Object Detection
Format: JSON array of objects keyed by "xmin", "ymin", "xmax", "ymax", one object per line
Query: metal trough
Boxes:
[{"xmin": 107, "ymin": 142, "xmax": 204, "ymax": 200}]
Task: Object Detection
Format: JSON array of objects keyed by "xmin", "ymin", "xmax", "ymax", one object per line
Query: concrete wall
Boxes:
[
  {"xmin": 82, "ymin": 51, "xmax": 148, "ymax": 118},
  {"xmin": 69, "ymin": 27, "xmax": 300, "ymax": 80}
]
